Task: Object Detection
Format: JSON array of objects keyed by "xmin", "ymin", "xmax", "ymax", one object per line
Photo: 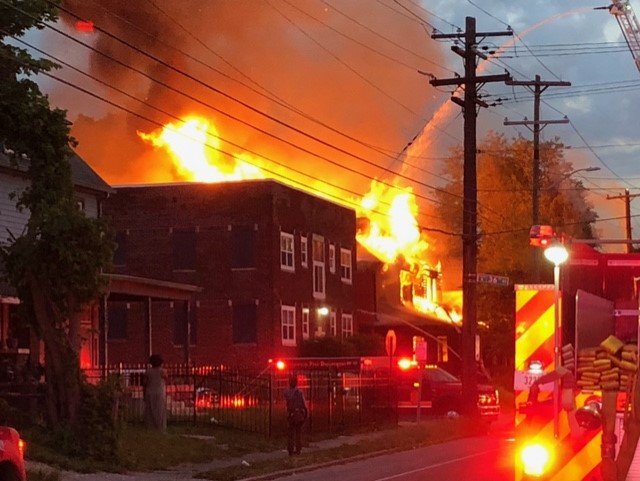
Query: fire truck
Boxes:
[{"xmin": 515, "ymin": 239, "xmax": 640, "ymax": 480}]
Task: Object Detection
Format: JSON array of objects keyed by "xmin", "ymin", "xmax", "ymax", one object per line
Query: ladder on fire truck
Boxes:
[{"xmin": 608, "ymin": 0, "xmax": 640, "ymax": 72}]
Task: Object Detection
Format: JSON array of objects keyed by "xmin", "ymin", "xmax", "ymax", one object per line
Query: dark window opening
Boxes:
[
  {"xmin": 113, "ymin": 231, "xmax": 127, "ymax": 266},
  {"xmin": 173, "ymin": 302, "xmax": 197, "ymax": 345},
  {"xmin": 172, "ymin": 229, "xmax": 196, "ymax": 270},
  {"xmin": 232, "ymin": 304, "xmax": 257, "ymax": 343},
  {"xmin": 108, "ymin": 304, "xmax": 127, "ymax": 340},
  {"xmin": 232, "ymin": 227, "xmax": 255, "ymax": 268}
]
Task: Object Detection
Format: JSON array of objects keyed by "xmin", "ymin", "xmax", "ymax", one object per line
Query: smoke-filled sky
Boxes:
[{"xmin": 19, "ymin": 0, "xmax": 640, "ymax": 249}]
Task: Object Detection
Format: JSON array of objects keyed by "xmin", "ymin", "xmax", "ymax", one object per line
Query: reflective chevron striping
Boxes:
[
  {"xmin": 515, "ymin": 285, "xmax": 605, "ymax": 481},
  {"xmin": 551, "ymin": 432, "xmax": 601, "ymax": 481},
  {"xmin": 515, "ymin": 288, "xmax": 555, "ymax": 370},
  {"xmin": 515, "ymin": 289, "xmax": 556, "ymax": 341}
]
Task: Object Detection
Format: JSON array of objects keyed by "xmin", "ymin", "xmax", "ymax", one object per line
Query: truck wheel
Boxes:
[
  {"xmin": 435, "ymin": 397, "xmax": 459, "ymax": 417},
  {"xmin": 0, "ymin": 462, "xmax": 20, "ymax": 481}
]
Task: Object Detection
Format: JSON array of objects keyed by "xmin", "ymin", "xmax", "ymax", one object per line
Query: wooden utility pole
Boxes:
[
  {"xmin": 607, "ymin": 189, "xmax": 640, "ymax": 252},
  {"xmin": 504, "ymin": 75, "xmax": 570, "ymax": 281},
  {"xmin": 430, "ymin": 17, "xmax": 511, "ymax": 414}
]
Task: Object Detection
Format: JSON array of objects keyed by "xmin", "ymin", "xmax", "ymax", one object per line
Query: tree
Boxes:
[
  {"xmin": 0, "ymin": 0, "xmax": 114, "ymax": 430},
  {"xmin": 432, "ymin": 131, "xmax": 598, "ymax": 376}
]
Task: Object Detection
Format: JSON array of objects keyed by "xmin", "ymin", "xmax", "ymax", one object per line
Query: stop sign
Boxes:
[{"xmin": 385, "ymin": 330, "xmax": 397, "ymax": 357}]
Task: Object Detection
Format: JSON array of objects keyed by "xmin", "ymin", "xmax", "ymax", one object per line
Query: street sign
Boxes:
[
  {"xmin": 413, "ymin": 335, "xmax": 427, "ymax": 363},
  {"xmin": 476, "ymin": 273, "xmax": 510, "ymax": 286},
  {"xmin": 385, "ymin": 330, "xmax": 397, "ymax": 357}
]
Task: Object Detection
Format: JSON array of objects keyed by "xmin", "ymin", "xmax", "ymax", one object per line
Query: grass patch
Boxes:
[
  {"xmin": 24, "ymin": 424, "xmax": 282, "ymax": 473},
  {"xmin": 196, "ymin": 417, "xmax": 490, "ymax": 481},
  {"xmin": 27, "ymin": 469, "xmax": 61, "ymax": 481}
]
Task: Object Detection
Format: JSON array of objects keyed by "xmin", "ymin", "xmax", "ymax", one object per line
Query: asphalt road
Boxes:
[{"xmin": 265, "ymin": 434, "xmax": 515, "ymax": 481}]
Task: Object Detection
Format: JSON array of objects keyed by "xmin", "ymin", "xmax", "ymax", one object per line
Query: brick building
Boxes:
[{"xmin": 102, "ymin": 180, "xmax": 357, "ymax": 369}]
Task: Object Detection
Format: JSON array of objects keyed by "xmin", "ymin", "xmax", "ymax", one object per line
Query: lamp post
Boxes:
[
  {"xmin": 532, "ymin": 166, "xmax": 598, "ymax": 281},
  {"xmin": 547, "ymin": 166, "xmax": 601, "ymax": 191},
  {"xmin": 544, "ymin": 242, "xmax": 569, "ymax": 439}
]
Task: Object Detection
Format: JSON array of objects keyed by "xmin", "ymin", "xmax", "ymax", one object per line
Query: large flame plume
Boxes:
[
  {"xmin": 138, "ymin": 117, "xmax": 263, "ymax": 182},
  {"xmin": 138, "ymin": 115, "xmax": 460, "ymax": 323}
]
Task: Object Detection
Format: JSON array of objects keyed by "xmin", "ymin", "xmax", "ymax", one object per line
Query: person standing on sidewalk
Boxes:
[
  {"xmin": 144, "ymin": 354, "xmax": 167, "ymax": 432},
  {"xmin": 284, "ymin": 374, "xmax": 308, "ymax": 456}
]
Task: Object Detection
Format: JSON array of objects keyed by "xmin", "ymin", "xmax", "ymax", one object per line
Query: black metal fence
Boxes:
[{"xmin": 84, "ymin": 363, "xmax": 397, "ymax": 437}]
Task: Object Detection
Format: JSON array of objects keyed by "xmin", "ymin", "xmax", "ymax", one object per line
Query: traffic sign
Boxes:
[
  {"xmin": 385, "ymin": 330, "xmax": 397, "ymax": 357},
  {"xmin": 476, "ymin": 273, "xmax": 510, "ymax": 286}
]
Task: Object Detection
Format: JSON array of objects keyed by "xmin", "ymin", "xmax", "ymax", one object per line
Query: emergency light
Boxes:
[{"xmin": 521, "ymin": 443, "xmax": 551, "ymax": 478}]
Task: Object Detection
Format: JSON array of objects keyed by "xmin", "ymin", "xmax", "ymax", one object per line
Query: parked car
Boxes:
[
  {"xmin": 396, "ymin": 364, "xmax": 500, "ymax": 420},
  {"xmin": 0, "ymin": 426, "xmax": 26, "ymax": 481}
]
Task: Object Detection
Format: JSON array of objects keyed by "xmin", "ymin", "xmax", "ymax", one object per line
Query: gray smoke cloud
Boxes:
[{"xmin": 41, "ymin": 0, "xmax": 447, "ymax": 192}]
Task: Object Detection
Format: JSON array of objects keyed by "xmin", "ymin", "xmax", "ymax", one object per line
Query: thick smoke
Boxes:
[{"xmin": 42, "ymin": 1, "xmax": 447, "ymax": 191}]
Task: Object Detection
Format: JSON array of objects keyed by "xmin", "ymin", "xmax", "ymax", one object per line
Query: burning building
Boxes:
[{"xmin": 102, "ymin": 179, "xmax": 358, "ymax": 368}]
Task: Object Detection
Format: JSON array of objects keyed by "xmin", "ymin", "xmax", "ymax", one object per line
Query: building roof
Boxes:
[
  {"xmin": 0, "ymin": 150, "xmax": 112, "ymax": 195},
  {"xmin": 360, "ymin": 302, "xmax": 461, "ymax": 330},
  {"xmin": 112, "ymin": 178, "xmax": 354, "ymax": 215}
]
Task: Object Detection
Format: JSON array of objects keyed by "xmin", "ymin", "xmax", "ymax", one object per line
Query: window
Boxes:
[
  {"xmin": 340, "ymin": 248, "xmax": 353, "ymax": 284},
  {"xmin": 233, "ymin": 304, "xmax": 257, "ymax": 344},
  {"xmin": 330, "ymin": 310, "xmax": 336, "ymax": 336},
  {"xmin": 281, "ymin": 305, "xmax": 296, "ymax": 346},
  {"xmin": 173, "ymin": 301, "xmax": 196, "ymax": 345},
  {"xmin": 232, "ymin": 226, "xmax": 255, "ymax": 268},
  {"xmin": 280, "ymin": 232, "xmax": 295, "ymax": 272},
  {"xmin": 437, "ymin": 336, "xmax": 449, "ymax": 363},
  {"xmin": 302, "ymin": 307, "xmax": 310, "ymax": 340},
  {"xmin": 172, "ymin": 229, "xmax": 196, "ymax": 271},
  {"xmin": 113, "ymin": 230, "xmax": 127, "ymax": 266},
  {"xmin": 329, "ymin": 244, "xmax": 336, "ymax": 274},
  {"xmin": 312, "ymin": 235, "xmax": 325, "ymax": 299},
  {"xmin": 107, "ymin": 304, "xmax": 127, "ymax": 340},
  {"xmin": 341, "ymin": 313, "xmax": 353, "ymax": 337},
  {"xmin": 301, "ymin": 236, "xmax": 308, "ymax": 268}
]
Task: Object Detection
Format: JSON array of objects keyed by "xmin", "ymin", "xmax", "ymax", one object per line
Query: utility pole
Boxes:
[
  {"xmin": 504, "ymin": 75, "xmax": 570, "ymax": 281},
  {"xmin": 607, "ymin": 189, "xmax": 640, "ymax": 253},
  {"xmin": 430, "ymin": 17, "xmax": 511, "ymax": 415}
]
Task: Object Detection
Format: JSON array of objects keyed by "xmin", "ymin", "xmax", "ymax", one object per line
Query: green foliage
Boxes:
[
  {"xmin": 300, "ymin": 333, "xmax": 385, "ymax": 357},
  {"xmin": 44, "ymin": 379, "xmax": 121, "ymax": 461},
  {"xmin": 433, "ymin": 131, "xmax": 599, "ymax": 372},
  {"xmin": 0, "ymin": 0, "xmax": 115, "ymax": 436}
]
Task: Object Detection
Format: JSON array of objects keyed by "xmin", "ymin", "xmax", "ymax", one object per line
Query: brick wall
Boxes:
[{"xmin": 103, "ymin": 180, "xmax": 357, "ymax": 368}]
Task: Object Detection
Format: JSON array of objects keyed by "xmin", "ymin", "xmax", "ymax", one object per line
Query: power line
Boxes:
[{"xmin": 12, "ymin": 0, "xmax": 466, "ymax": 206}]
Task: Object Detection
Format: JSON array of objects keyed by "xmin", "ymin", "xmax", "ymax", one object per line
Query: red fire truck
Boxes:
[{"xmin": 515, "ymin": 240, "xmax": 640, "ymax": 481}]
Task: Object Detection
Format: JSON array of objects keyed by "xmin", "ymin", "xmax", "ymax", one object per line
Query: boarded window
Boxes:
[
  {"xmin": 108, "ymin": 304, "xmax": 127, "ymax": 340},
  {"xmin": 172, "ymin": 229, "xmax": 196, "ymax": 270},
  {"xmin": 233, "ymin": 304, "xmax": 257, "ymax": 343},
  {"xmin": 174, "ymin": 302, "xmax": 197, "ymax": 345},
  {"xmin": 232, "ymin": 226, "xmax": 255, "ymax": 268},
  {"xmin": 113, "ymin": 230, "xmax": 127, "ymax": 266}
]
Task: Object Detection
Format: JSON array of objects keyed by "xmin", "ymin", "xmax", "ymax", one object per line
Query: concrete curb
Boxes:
[{"xmin": 236, "ymin": 447, "xmax": 401, "ymax": 481}]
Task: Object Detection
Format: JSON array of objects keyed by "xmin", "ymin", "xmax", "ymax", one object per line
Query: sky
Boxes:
[{"xmin": 17, "ymin": 0, "xmax": 640, "ymax": 254}]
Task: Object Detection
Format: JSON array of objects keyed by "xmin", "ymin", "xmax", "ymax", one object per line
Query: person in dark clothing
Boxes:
[{"xmin": 284, "ymin": 374, "xmax": 308, "ymax": 456}]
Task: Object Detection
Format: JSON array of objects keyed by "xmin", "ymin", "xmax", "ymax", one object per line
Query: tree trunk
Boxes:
[{"xmin": 28, "ymin": 273, "xmax": 81, "ymax": 427}]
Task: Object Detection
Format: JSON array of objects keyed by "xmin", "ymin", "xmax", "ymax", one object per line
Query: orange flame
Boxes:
[
  {"xmin": 138, "ymin": 116, "xmax": 264, "ymax": 182},
  {"xmin": 356, "ymin": 180, "xmax": 429, "ymax": 266},
  {"xmin": 139, "ymin": 116, "xmax": 461, "ymax": 323}
]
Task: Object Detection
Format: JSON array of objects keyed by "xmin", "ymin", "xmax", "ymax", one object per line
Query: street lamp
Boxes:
[
  {"xmin": 547, "ymin": 166, "xmax": 601, "ymax": 190},
  {"xmin": 544, "ymin": 241, "xmax": 569, "ymax": 439},
  {"xmin": 531, "ymin": 166, "xmax": 598, "ymax": 282}
]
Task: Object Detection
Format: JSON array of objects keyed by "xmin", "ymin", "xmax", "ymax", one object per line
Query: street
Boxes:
[{"xmin": 268, "ymin": 432, "xmax": 515, "ymax": 481}]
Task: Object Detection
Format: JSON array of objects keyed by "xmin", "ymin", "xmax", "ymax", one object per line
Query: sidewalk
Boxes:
[
  {"xmin": 25, "ymin": 430, "xmax": 392, "ymax": 481},
  {"xmin": 26, "ymin": 414, "xmax": 514, "ymax": 481}
]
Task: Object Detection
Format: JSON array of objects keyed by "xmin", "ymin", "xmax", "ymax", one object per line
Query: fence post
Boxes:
[
  {"xmin": 192, "ymin": 362, "xmax": 197, "ymax": 427},
  {"xmin": 268, "ymin": 371, "xmax": 272, "ymax": 439}
]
